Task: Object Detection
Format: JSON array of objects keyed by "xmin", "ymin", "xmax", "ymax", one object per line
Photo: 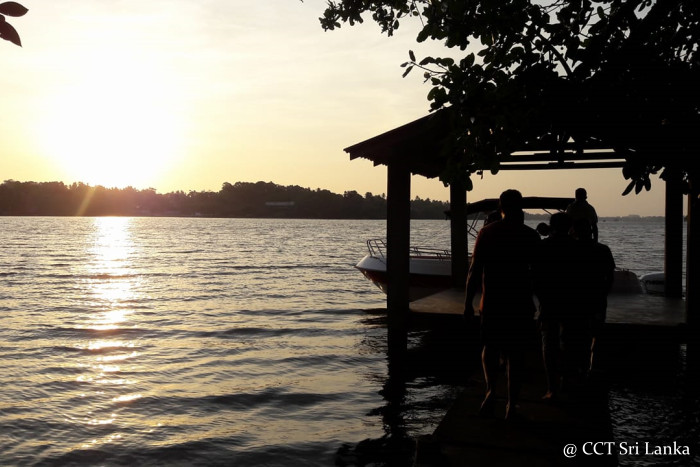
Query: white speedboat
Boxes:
[
  {"xmin": 355, "ymin": 239, "xmax": 453, "ymax": 301},
  {"xmin": 355, "ymin": 196, "xmax": 653, "ymax": 300},
  {"xmin": 355, "ymin": 237, "xmax": 646, "ymax": 299}
]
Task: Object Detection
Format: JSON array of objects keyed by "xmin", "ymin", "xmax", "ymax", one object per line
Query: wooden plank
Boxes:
[
  {"xmin": 606, "ymin": 294, "xmax": 685, "ymax": 326},
  {"xmin": 409, "ymin": 288, "xmax": 468, "ymax": 316},
  {"xmin": 410, "ymin": 289, "xmax": 687, "ymax": 328}
]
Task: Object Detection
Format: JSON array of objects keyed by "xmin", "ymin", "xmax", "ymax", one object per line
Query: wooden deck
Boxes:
[
  {"xmin": 414, "ymin": 352, "xmax": 616, "ymax": 466},
  {"xmin": 410, "ymin": 290, "xmax": 687, "ymax": 466},
  {"xmin": 410, "ymin": 289, "xmax": 686, "ymax": 327}
]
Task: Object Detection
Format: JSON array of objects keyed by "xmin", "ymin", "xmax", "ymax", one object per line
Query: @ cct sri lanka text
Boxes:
[{"xmin": 562, "ymin": 441, "xmax": 691, "ymax": 458}]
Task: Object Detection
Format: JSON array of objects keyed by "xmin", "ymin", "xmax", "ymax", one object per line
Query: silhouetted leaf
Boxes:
[
  {"xmin": 0, "ymin": 1, "xmax": 27, "ymax": 17},
  {"xmin": 409, "ymin": 50, "xmax": 415, "ymax": 62},
  {"xmin": 402, "ymin": 65, "xmax": 413, "ymax": 78},
  {"xmin": 0, "ymin": 20, "xmax": 21, "ymax": 46},
  {"xmin": 622, "ymin": 164, "xmax": 632, "ymax": 179},
  {"xmin": 622, "ymin": 180, "xmax": 635, "ymax": 196}
]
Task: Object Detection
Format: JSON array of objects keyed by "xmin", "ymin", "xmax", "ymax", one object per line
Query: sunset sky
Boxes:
[{"xmin": 1, "ymin": 0, "xmax": 678, "ymax": 216}]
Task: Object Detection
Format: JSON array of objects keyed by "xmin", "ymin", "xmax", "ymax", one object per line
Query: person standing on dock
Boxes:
[
  {"xmin": 465, "ymin": 189, "xmax": 541, "ymax": 420},
  {"xmin": 566, "ymin": 188, "xmax": 599, "ymax": 242},
  {"xmin": 571, "ymin": 218, "xmax": 616, "ymax": 378},
  {"xmin": 535, "ymin": 212, "xmax": 578, "ymax": 400}
]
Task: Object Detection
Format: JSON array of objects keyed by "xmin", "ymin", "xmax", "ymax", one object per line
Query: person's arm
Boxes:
[{"xmin": 591, "ymin": 204, "xmax": 599, "ymax": 242}]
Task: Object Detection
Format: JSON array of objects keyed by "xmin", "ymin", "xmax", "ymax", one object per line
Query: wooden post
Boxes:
[
  {"xmin": 687, "ymin": 184, "xmax": 699, "ymax": 329},
  {"xmin": 450, "ymin": 182, "xmax": 468, "ymax": 289},
  {"xmin": 665, "ymin": 169, "xmax": 684, "ymax": 298},
  {"xmin": 386, "ymin": 162, "xmax": 411, "ymax": 360},
  {"xmin": 686, "ymin": 180, "xmax": 700, "ymax": 373}
]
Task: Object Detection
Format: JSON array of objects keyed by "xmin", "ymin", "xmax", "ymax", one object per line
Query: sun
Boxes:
[{"xmin": 37, "ymin": 49, "xmax": 187, "ymax": 189}]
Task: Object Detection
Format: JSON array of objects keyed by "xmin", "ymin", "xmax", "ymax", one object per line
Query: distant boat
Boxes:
[{"xmin": 355, "ymin": 196, "xmax": 650, "ymax": 300}]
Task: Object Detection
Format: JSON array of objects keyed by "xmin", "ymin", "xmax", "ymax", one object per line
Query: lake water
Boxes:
[{"xmin": 0, "ymin": 217, "xmax": 696, "ymax": 466}]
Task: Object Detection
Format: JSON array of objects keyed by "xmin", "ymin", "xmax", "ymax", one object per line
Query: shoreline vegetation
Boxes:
[
  {"xmin": 0, "ymin": 180, "xmax": 448, "ymax": 219},
  {"xmin": 1, "ymin": 180, "xmax": 662, "ymax": 220}
]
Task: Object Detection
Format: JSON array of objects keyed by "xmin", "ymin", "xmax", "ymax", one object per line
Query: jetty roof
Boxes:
[{"xmin": 343, "ymin": 108, "xmax": 628, "ymax": 178}]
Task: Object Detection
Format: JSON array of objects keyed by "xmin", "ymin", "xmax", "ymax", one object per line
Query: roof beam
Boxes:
[{"xmin": 498, "ymin": 161, "xmax": 626, "ymax": 170}]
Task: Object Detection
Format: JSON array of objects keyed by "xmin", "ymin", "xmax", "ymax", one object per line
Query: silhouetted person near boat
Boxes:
[
  {"xmin": 566, "ymin": 188, "xmax": 599, "ymax": 242},
  {"xmin": 535, "ymin": 212, "xmax": 578, "ymax": 400},
  {"xmin": 570, "ymin": 218, "xmax": 615, "ymax": 380},
  {"xmin": 465, "ymin": 189, "xmax": 541, "ymax": 420}
]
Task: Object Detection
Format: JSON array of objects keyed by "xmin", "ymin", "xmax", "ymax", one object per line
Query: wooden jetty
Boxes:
[
  {"xmin": 409, "ymin": 289, "xmax": 687, "ymax": 466},
  {"xmin": 340, "ymin": 110, "xmax": 696, "ymax": 466},
  {"xmin": 409, "ymin": 288, "xmax": 686, "ymax": 325}
]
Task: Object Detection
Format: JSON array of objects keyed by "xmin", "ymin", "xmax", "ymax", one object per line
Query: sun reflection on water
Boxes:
[
  {"xmin": 72, "ymin": 217, "xmax": 145, "ymax": 433},
  {"xmin": 82, "ymin": 217, "xmax": 140, "ymax": 331}
]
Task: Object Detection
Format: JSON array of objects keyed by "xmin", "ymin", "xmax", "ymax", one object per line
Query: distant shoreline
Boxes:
[
  {"xmin": 0, "ymin": 180, "xmax": 670, "ymax": 220},
  {"xmin": 0, "ymin": 214, "xmax": 669, "ymax": 221}
]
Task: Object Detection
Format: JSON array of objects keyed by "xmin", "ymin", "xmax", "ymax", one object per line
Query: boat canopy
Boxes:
[{"xmin": 465, "ymin": 196, "xmax": 573, "ymax": 216}]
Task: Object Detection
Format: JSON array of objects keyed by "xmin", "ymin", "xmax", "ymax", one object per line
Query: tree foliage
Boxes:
[
  {"xmin": 320, "ymin": 0, "xmax": 700, "ymax": 195},
  {"xmin": 0, "ymin": 1, "xmax": 27, "ymax": 46}
]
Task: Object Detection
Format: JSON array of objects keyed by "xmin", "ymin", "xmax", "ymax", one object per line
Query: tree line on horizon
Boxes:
[{"xmin": 0, "ymin": 180, "xmax": 451, "ymax": 219}]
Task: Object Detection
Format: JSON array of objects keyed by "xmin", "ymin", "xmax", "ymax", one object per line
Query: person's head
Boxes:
[
  {"xmin": 549, "ymin": 212, "xmax": 573, "ymax": 237},
  {"xmin": 498, "ymin": 189, "xmax": 524, "ymax": 221},
  {"xmin": 536, "ymin": 222, "xmax": 550, "ymax": 237},
  {"xmin": 572, "ymin": 217, "xmax": 593, "ymax": 241},
  {"xmin": 575, "ymin": 188, "xmax": 587, "ymax": 200}
]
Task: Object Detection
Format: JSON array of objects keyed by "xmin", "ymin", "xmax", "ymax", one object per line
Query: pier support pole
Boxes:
[
  {"xmin": 386, "ymin": 162, "xmax": 411, "ymax": 362},
  {"xmin": 450, "ymin": 182, "xmax": 468, "ymax": 289},
  {"xmin": 665, "ymin": 169, "xmax": 684, "ymax": 298},
  {"xmin": 687, "ymin": 179, "xmax": 700, "ymax": 329},
  {"xmin": 686, "ymin": 176, "xmax": 700, "ymax": 370}
]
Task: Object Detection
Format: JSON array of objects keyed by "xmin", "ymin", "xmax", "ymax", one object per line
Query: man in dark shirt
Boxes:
[
  {"xmin": 535, "ymin": 212, "xmax": 578, "ymax": 400},
  {"xmin": 566, "ymin": 188, "xmax": 599, "ymax": 242},
  {"xmin": 571, "ymin": 218, "xmax": 615, "ymax": 377},
  {"xmin": 465, "ymin": 189, "xmax": 541, "ymax": 420}
]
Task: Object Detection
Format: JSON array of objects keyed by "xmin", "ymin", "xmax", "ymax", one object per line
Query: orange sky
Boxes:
[{"xmin": 0, "ymin": 1, "xmax": 679, "ymax": 216}]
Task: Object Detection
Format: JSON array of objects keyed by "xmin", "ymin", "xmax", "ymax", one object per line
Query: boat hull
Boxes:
[
  {"xmin": 355, "ymin": 255, "xmax": 453, "ymax": 301},
  {"xmin": 356, "ymin": 254, "xmax": 649, "ymax": 300}
]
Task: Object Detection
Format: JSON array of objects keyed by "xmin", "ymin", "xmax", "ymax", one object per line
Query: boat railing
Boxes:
[
  {"xmin": 467, "ymin": 212, "xmax": 487, "ymax": 239},
  {"xmin": 366, "ymin": 239, "xmax": 451, "ymax": 260},
  {"xmin": 366, "ymin": 239, "xmax": 388, "ymax": 258}
]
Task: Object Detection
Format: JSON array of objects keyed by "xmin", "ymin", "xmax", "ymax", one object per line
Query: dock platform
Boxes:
[
  {"xmin": 410, "ymin": 290, "xmax": 687, "ymax": 466},
  {"xmin": 410, "ymin": 289, "xmax": 686, "ymax": 336}
]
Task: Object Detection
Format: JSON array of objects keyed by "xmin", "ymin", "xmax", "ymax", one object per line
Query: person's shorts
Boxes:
[{"xmin": 481, "ymin": 318, "xmax": 534, "ymax": 351}]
